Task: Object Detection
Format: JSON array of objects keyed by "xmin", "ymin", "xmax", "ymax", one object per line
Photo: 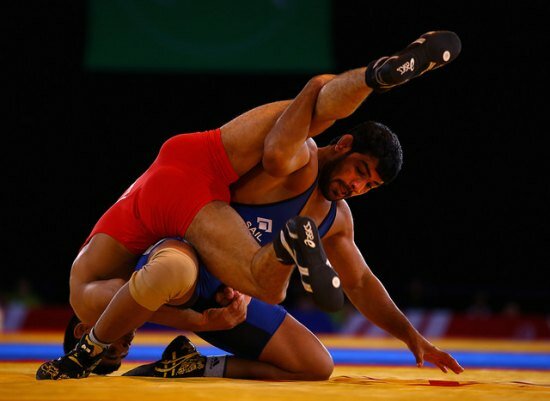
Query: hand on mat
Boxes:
[{"xmin": 408, "ymin": 335, "xmax": 464, "ymax": 374}]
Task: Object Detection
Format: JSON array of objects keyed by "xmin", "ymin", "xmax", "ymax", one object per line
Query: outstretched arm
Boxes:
[{"xmin": 324, "ymin": 204, "xmax": 464, "ymax": 374}]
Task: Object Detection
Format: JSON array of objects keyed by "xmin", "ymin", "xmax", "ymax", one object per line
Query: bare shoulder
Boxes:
[
  {"xmin": 295, "ymin": 137, "xmax": 318, "ymax": 167},
  {"xmin": 280, "ymin": 138, "xmax": 318, "ymax": 192},
  {"xmin": 336, "ymin": 200, "xmax": 353, "ymax": 222},
  {"xmin": 325, "ymin": 200, "xmax": 354, "ymax": 239},
  {"xmin": 306, "ymin": 137, "xmax": 319, "ymax": 151}
]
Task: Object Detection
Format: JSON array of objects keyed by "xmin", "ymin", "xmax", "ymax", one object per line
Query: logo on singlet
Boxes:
[
  {"xmin": 245, "ymin": 217, "xmax": 273, "ymax": 242},
  {"xmin": 257, "ymin": 217, "xmax": 272, "ymax": 233}
]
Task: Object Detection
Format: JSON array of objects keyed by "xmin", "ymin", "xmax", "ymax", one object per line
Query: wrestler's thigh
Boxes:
[
  {"xmin": 260, "ymin": 314, "xmax": 334, "ymax": 379},
  {"xmin": 70, "ymin": 277, "xmax": 128, "ymax": 324},
  {"xmin": 184, "ymin": 201, "xmax": 260, "ymax": 297},
  {"xmin": 71, "ymin": 233, "xmax": 138, "ymax": 281},
  {"xmin": 70, "ymin": 234, "xmax": 138, "ymax": 322}
]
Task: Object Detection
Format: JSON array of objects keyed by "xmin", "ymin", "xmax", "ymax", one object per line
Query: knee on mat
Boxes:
[
  {"xmin": 290, "ymin": 350, "xmax": 334, "ymax": 381},
  {"xmin": 306, "ymin": 355, "xmax": 334, "ymax": 381}
]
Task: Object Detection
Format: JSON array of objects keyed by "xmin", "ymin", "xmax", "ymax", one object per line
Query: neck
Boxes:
[{"xmin": 316, "ymin": 146, "xmax": 333, "ymax": 170}]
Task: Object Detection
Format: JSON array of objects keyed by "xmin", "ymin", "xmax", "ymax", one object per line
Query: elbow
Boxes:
[{"xmin": 262, "ymin": 151, "xmax": 293, "ymax": 177}]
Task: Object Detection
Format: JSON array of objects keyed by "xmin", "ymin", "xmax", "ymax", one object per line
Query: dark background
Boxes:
[{"xmin": 5, "ymin": 1, "xmax": 549, "ymax": 315}]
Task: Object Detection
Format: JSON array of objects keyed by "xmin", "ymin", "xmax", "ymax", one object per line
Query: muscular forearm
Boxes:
[
  {"xmin": 150, "ymin": 302, "xmax": 246, "ymax": 332},
  {"xmin": 150, "ymin": 306, "xmax": 208, "ymax": 332},
  {"xmin": 346, "ymin": 275, "xmax": 419, "ymax": 345},
  {"xmin": 313, "ymin": 67, "xmax": 372, "ymax": 123},
  {"xmin": 347, "ymin": 274, "xmax": 465, "ymax": 374}
]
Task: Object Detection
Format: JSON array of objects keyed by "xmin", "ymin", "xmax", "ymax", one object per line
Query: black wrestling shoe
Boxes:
[
  {"xmin": 36, "ymin": 333, "xmax": 105, "ymax": 380},
  {"xmin": 122, "ymin": 336, "xmax": 206, "ymax": 378},
  {"xmin": 275, "ymin": 216, "xmax": 344, "ymax": 313},
  {"xmin": 366, "ymin": 30, "xmax": 462, "ymax": 93}
]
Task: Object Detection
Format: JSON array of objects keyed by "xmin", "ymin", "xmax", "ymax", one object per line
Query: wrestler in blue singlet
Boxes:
[{"xmin": 136, "ymin": 178, "xmax": 337, "ymax": 359}]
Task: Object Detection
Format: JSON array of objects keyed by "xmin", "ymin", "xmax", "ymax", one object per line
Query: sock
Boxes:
[
  {"xmin": 88, "ymin": 328, "xmax": 111, "ymax": 356},
  {"xmin": 203, "ymin": 356, "xmax": 228, "ymax": 377}
]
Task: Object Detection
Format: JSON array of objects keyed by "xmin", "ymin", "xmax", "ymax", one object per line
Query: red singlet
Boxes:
[{"xmin": 84, "ymin": 129, "xmax": 239, "ymax": 254}]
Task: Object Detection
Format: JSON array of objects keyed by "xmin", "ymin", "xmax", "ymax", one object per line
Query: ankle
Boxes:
[
  {"xmin": 203, "ymin": 356, "xmax": 228, "ymax": 377},
  {"xmin": 87, "ymin": 328, "xmax": 111, "ymax": 356},
  {"xmin": 365, "ymin": 57, "xmax": 390, "ymax": 93},
  {"xmin": 272, "ymin": 231, "xmax": 295, "ymax": 265}
]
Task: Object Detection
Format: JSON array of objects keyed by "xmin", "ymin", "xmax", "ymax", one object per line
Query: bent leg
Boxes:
[
  {"xmin": 69, "ymin": 234, "xmax": 138, "ymax": 324},
  {"xmin": 92, "ymin": 240, "xmax": 199, "ymax": 343},
  {"xmin": 224, "ymin": 314, "xmax": 333, "ymax": 380},
  {"xmin": 258, "ymin": 314, "xmax": 334, "ymax": 380},
  {"xmin": 123, "ymin": 300, "xmax": 332, "ymax": 380},
  {"xmin": 185, "ymin": 201, "xmax": 294, "ymax": 304}
]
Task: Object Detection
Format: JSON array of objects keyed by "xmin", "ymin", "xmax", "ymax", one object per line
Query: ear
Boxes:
[
  {"xmin": 334, "ymin": 134, "xmax": 354, "ymax": 153},
  {"xmin": 74, "ymin": 322, "xmax": 92, "ymax": 339}
]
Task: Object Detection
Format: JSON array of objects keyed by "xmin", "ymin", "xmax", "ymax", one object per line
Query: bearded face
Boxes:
[
  {"xmin": 319, "ymin": 152, "xmax": 383, "ymax": 201},
  {"xmin": 319, "ymin": 154, "xmax": 349, "ymax": 200}
]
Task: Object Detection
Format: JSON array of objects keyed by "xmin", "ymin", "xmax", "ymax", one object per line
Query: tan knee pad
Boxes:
[{"xmin": 129, "ymin": 247, "xmax": 198, "ymax": 311}]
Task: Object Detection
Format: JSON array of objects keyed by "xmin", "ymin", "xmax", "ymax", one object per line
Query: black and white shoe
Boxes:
[
  {"xmin": 275, "ymin": 216, "xmax": 344, "ymax": 312},
  {"xmin": 122, "ymin": 336, "xmax": 206, "ymax": 378},
  {"xmin": 366, "ymin": 30, "xmax": 462, "ymax": 92},
  {"xmin": 36, "ymin": 333, "xmax": 105, "ymax": 380}
]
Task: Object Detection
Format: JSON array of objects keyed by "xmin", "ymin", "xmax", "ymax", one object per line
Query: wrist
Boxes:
[
  {"xmin": 402, "ymin": 325, "xmax": 422, "ymax": 347},
  {"xmin": 174, "ymin": 308, "xmax": 208, "ymax": 331}
]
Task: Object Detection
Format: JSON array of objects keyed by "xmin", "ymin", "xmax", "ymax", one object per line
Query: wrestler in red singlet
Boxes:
[{"xmin": 85, "ymin": 129, "xmax": 239, "ymax": 254}]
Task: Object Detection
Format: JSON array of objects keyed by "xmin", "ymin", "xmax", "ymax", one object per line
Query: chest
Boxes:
[{"xmin": 231, "ymin": 187, "xmax": 333, "ymax": 245}]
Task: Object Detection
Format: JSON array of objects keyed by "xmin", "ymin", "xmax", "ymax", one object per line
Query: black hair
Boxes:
[
  {"xmin": 330, "ymin": 121, "xmax": 403, "ymax": 184},
  {"xmin": 63, "ymin": 313, "xmax": 121, "ymax": 375}
]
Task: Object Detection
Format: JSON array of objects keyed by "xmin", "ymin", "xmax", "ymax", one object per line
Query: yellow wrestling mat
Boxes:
[{"xmin": 1, "ymin": 332, "xmax": 549, "ymax": 401}]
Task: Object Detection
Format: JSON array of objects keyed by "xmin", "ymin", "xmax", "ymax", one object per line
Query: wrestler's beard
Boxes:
[{"xmin": 319, "ymin": 155, "xmax": 347, "ymax": 201}]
